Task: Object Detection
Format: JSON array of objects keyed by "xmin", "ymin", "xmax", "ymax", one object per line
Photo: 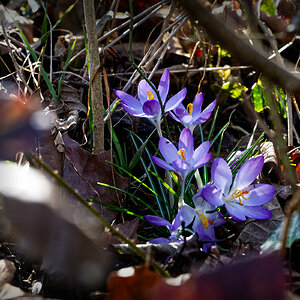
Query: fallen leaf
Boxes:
[
  {"xmin": 106, "ymin": 266, "xmax": 162, "ymax": 300},
  {"xmin": 0, "ymin": 163, "xmax": 109, "ymax": 287},
  {"xmin": 152, "ymin": 254, "xmax": 285, "ymax": 300},
  {"xmin": 62, "ymin": 133, "xmax": 129, "ymax": 224},
  {"xmin": 102, "ymin": 218, "xmax": 140, "ymax": 244},
  {"xmin": 0, "ymin": 4, "xmax": 34, "ymax": 52},
  {"xmin": 0, "ymin": 283, "xmax": 25, "ymax": 300},
  {"xmin": 238, "ymin": 194, "xmax": 284, "ymax": 249}
]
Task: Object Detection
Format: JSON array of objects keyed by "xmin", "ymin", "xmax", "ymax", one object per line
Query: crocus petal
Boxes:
[
  {"xmin": 138, "ymin": 79, "xmax": 157, "ymax": 104},
  {"xmin": 158, "ymin": 69, "xmax": 170, "ymax": 104},
  {"xmin": 192, "ymin": 112, "xmax": 212, "ymax": 126},
  {"xmin": 192, "ymin": 218, "xmax": 215, "ymax": 252},
  {"xmin": 192, "ymin": 93, "xmax": 203, "ymax": 118},
  {"xmin": 148, "ymin": 237, "xmax": 171, "ymax": 244},
  {"xmin": 240, "ymin": 184, "xmax": 275, "ymax": 206},
  {"xmin": 231, "ymin": 156, "xmax": 264, "ymax": 191},
  {"xmin": 193, "ymin": 153, "xmax": 211, "ymax": 169},
  {"xmin": 143, "ymin": 100, "xmax": 161, "ymax": 117},
  {"xmin": 158, "ymin": 137, "xmax": 179, "ymax": 163},
  {"xmin": 121, "ymin": 102, "xmax": 145, "ymax": 117},
  {"xmin": 193, "ymin": 196, "xmax": 216, "ymax": 213},
  {"xmin": 171, "ymin": 159, "xmax": 190, "ymax": 174},
  {"xmin": 241, "ymin": 205, "xmax": 272, "ymax": 220},
  {"xmin": 192, "ymin": 195, "xmax": 206, "ymax": 210},
  {"xmin": 178, "ymin": 128, "xmax": 194, "ymax": 161},
  {"xmin": 200, "ymin": 183, "xmax": 225, "ymax": 207},
  {"xmin": 193, "ymin": 141, "xmax": 211, "ymax": 163},
  {"xmin": 168, "ymin": 110, "xmax": 181, "ymax": 123},
  {"xmin": 225, "ymin": 202, "xmax": 247, "ymax": 221},
  {"xmin": 164, "ymin": 88, "xmax": 187, "ymax": 112},
  {"xmin": 193, "ymin": 218, "xmax": 215, "ymax": 239},
  {"xmin": 211, "ymin": 158, "xmax": 232, "ymax": 196},
  {"xmin": 114, "ymin": 89, "xmax": 143, "ymax": 112},
  {"xmin": 212, "ymin": 212, "xmax": 226, "ymax": 227},
  {"xmin": 201, "ymin": 99, "xmax": 216, "ymax": 116},
  {"xmin": 175, "ymin": 108, "xmax": 193, "ymax": 124},
  {"xmin": 144, "ymin": 215, "xmax": 172, "ymax": 228},
  {"xmin": 151, "ymin": 155, "xmax": 175, "ymax": 172},
  {"xmin": 179, "ymin": 205, "xmax": 196, "ymax": 227}
]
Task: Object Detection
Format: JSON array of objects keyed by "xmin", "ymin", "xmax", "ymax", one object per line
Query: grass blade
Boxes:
[
  {"xmin": 97, "ymin": 182, "xmax": 159, "ymax": 216},
  {"xmin": 15, "ymin": 24, "xmax": 58, "ymax": 101},
  {"xmin": 57, "ymin": 37, "xmax": 77, "ymax": 100}
]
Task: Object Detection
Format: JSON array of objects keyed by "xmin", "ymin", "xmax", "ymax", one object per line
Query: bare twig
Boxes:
[
  {"xmin": 178, "ymin": 0, "xmax": 300, "ymax": 97},
  {"xmin": 83, "ymin": 0, "xmax": 104, "ymax": 154},
  {"xmin": 1, "ymin": 21, "xmax": 33, "ymax": 95},
  {"xmin": 69, "ymin": 0, "xmax": 170, "ymax": 66}
]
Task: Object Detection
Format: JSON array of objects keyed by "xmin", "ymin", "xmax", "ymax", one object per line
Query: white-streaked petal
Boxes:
[
  {"xmin": 178, "ymin": 128, "xmax": 194, "ymax": 162},
  {"xmin": 158, "ymin": 138, "xmax": 178, "ymax": 163},
  {"xmin": 138, "ymin": 79, "xmax": 157, "ymax": 104},
  {"xmin": 200, "ymin": 183, "xmax": 225, "ymax": 207},
  {"xmin": 164, "ymin": 88, "xmax": 187, "ymax": 112},
  {"xmin": 158, "ymin": 69, "xmax": 170, "ymax": 103},
  {"xmin": 231, "ymin": 156, "xmax": 264, "ymax": 191},
  {"xmin": 240, "ymin": 184, "xmax": 275, "ymax": 206},
  {"xmin": 151, "ymin": 156, "xmax": 175, "ymax": 171},
  {"xmin": 211, "ymin": 158, "xmax": 232, "ymax": 196},
  {"xmin": 192, "ymin": 92, "xmax": 203, "ymax": 118}
]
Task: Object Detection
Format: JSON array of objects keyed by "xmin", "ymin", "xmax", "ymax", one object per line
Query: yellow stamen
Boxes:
[
  {"xmin": 178, "ymin": 148, "xmax": 186, "ymax": 161},
  {"xmin": 146, "ymin": 91, "xmax": 154, "ymax": 100},
  {"xmin": 196, "ymin": 211, "xmax": 213, "ymax": 229},
  {"xmin": 232, "ymin": 187, "xmax": 250, "ymax": 205},
  {"xmin": 187, "ymin": 103, "xmax": 193, "ymax": 115}
]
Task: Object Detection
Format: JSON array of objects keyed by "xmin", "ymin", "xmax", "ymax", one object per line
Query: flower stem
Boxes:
[{"xmin": 178, "ymin": 176, "xmax": 186, "ymax": 209}]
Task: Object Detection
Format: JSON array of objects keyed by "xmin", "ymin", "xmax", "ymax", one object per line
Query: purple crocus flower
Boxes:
[
  {"xmin": 144, "ymin": 210, "xmax": 186, "ymax": 244},
  {"xmin": 113, "ymin": 69, "xmax": 187, "ymax": 137},
  {"xmin": 151, "ymin": 128, "xmax": 211, "ymax": 178},
  {"xmin": 199, "ymin": 156, "xmax": 275, "ymax": 221},
  {"xmin": 151, "ymin": 128, "xmax": 211, "ymax": 208},
  {"xmin": 168, "ymin": 92, "xmax": 216, "ymax": 133},
  {"xmin": 181, "ymin": 197, "xmax": 225, "ymax": 252}
]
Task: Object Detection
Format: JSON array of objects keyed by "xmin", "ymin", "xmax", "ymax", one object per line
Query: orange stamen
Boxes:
[
  {"xmin": 146, "ymin": 91, "xmax": 154, "ymax": 100},
  {"xmin": 187, "ymin": 103, "xmax": 193, "ymax": 115},
  {"xmin": 196, "ymin": 211, "xmax": 214, "ymax": 229},
  {"xmin": 232, "ymin": 187, "xmax": 250, "ymax": 205},
  {"xmin": 178, "ymin": 149, "xmax": 186, "ymax": 161}
]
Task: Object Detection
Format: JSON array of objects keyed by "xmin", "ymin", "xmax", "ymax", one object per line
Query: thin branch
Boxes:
[
  {"xmin": 178, "ymin": 0, "xmax": 300, "ymax": 97},
  {"xmin": 83, "ymin": 0, "xmax": 104, "ymax": 154},
  {"xmin": 1, "ymin": 21, "xmax": 33, "ymax": 94},
  {"xmin": 68, "ymin": 0, "xmax": 170, "ymax": 66}
]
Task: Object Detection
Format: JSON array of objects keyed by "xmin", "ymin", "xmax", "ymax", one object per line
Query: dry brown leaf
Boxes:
[
  {"xmin": 0, "ymin": 4, "xmax": 34, "ymax": 50},
  {"xmin": 238, "ymin": 195, "xmax": 284, "ymax": 249},
  {"xmin": 101, "ymin": 218, "xmax": 140, "ymax": 244},
  {"xmin": 62, "ymin": 133, "xmax": 129, "ymax": 223},
  {"xmin": 106, "ymin": 266, "xmax": 162, "ymax": 300}
]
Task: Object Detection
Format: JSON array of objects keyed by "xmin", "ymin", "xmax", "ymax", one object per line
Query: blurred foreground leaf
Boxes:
[{"xmin": 0, "ymin": 163, "xmax": 109, "ymax": 288}]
